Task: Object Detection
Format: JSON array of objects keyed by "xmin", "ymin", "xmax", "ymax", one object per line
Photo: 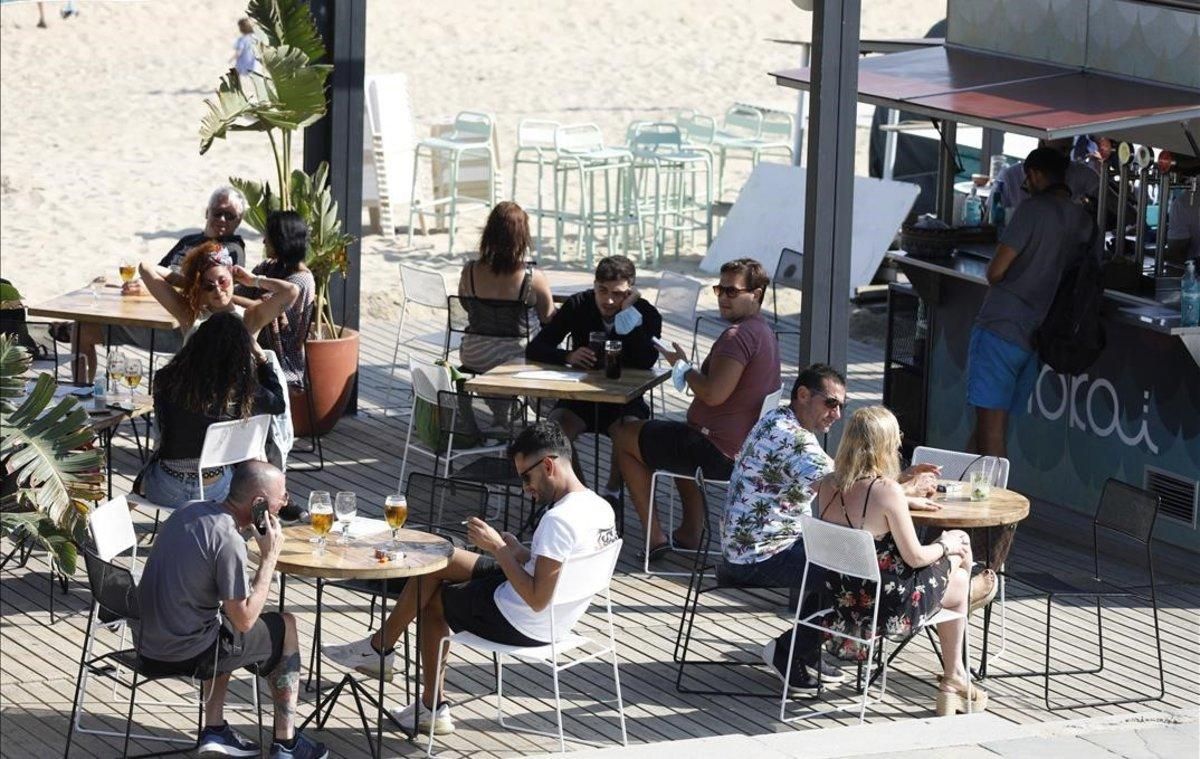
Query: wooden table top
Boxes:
[
  {"xmin": 464, "ymin": 360, "xmax": 670, "ymax": 404},
  {"xmin": 256, "ymin": 524, "xmax": 454, "ymax": 581},
  {"xmin": 911, "ymin": 486, "xmax": 1030, "ymax": 529},
  {"xmin": 28, "ymin": 285, "xmax": 178, "ymax": 330},
  {"xmin": 87, "ymin": 392, "xmax": 154, "ymax": 433}
]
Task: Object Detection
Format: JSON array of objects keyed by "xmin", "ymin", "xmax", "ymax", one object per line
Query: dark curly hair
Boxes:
[
  {"xmin": 155, "ymin": 312, "xmax": 259, "ymax": 418},
  {"xmin": 179, "ymin": 240, "xmax": 233, "ymax": 320}
]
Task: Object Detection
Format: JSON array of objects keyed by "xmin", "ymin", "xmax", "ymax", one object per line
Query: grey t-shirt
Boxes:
[
  {"xmin": 976, "ymin": 192, "xmax": 1094, "ymax": 350},
  {"xmin": 135, "ymin": 500, "xmax": 250, "ymax": 661}
]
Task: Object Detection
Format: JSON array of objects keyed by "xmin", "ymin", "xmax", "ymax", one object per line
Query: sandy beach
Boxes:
[{"xmin": 0, "ymin": 0, "xmax": 945, "ymax": 314}]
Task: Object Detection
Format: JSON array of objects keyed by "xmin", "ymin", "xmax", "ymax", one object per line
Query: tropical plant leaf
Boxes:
[
  {"xmin": 199, "ymin": 69, "xmax": 256, "ymax": 155},
  {"xmin": 0, "ymin": 512, "xmax": 81, "ymax": 575},
  {"xmin": 248, "ymin": 0, "xmax": 327, "ymax": 63},
  {"xmin": 0, "ymin": 335, "xmax": 32, "ymax": 413},
  {"xmin": 229, "ymin": 177, "xmax": 276, "ymax": 234},
  {"xmin": 256, "ymin": 45, "xmax": 330, "ymax": 132}
]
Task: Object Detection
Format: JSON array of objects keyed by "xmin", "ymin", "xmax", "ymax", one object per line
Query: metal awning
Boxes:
[{"xmin": 773, "ymin": 45, "xmax": 1200, "ymax": 146}]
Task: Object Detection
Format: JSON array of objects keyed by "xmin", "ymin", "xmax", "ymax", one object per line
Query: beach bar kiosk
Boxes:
[{"xmin": 774, "ymin": 0, "xmax": 1200, "ymax": 555}]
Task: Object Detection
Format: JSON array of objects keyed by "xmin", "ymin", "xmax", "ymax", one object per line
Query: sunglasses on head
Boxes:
[
  {"xmin": 712, "ymin": 284, "xmax": 753, "ymax": 298},
  {"xmin": 518, "ymin": 454, "xmax": 558, "ymax": 484},
  {"xmin": 810, "ymin": 388, "xmax": 846, "ymax": 411}
]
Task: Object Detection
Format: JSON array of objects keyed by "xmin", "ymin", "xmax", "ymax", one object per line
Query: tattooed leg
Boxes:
[{"xmin": 268, "ymin": 652, "xmax": 301, "ymax": 740}]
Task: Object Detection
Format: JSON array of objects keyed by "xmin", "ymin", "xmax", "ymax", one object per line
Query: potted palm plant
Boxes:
[
  {"xmin": 199, "ymin": 0, "xmax": 358, "ymax": 436},
  {"xmin": 0, "ymin": 335, "xmax": 104, "ymax": 578}
]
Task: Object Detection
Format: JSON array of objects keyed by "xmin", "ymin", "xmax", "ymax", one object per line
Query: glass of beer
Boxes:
[
  {"xmin": 604, "ymin": 340, "xmax": 623, "ymax": 380},
  {"xmin": 308, "ymin": 490, "xmax": 333, "ymax": 554},
  {"xmin": 119, "ymin": 258, "xmax": 137, "ymax": 284},
  {"xmin": 124, "ymin": 358, "xmax": 143, "ymax": 400},
  {"xmin": 588, "ymin": 331, "xmax": 607, "ymax": 368},
  {"xmin": 384, "ymin": 494, "xmax": 408, "ymax": 549}
]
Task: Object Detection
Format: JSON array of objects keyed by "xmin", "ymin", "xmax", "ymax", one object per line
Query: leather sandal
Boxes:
[{"xmin": 969, "ymin": 569, "xmax": 999, "ymax": 614}]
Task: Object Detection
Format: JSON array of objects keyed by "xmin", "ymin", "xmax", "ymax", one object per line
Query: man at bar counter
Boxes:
[
  {"xmin": 968, "ymin": 146, "xmax": 1094, "ymax": 458},
  {"xmin": 611, "ymin": 257, "xmax": 780, "ymax": 561},
  {"xmin": 524, "ymin": 255, "xmax": 663, "ymax": 504}
]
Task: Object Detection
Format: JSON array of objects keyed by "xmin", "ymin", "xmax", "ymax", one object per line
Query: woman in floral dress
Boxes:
[{"xmin": 811, "ymin": 406, "xmax": 985, "ymax": 715}]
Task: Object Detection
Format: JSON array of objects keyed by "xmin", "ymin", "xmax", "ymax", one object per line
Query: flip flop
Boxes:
[{"xmin": 642, "ymin": 542, "xmax": 672, "ymax": 563}]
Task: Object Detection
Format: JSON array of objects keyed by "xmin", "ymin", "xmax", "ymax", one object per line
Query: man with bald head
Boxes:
[{"xmin": 137, "ymin": 462, "xmax": 328, "ymax": 758}]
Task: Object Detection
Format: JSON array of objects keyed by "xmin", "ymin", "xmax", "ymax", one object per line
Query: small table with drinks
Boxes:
[
  {"xmin": 261, "ymin": 494, "xmax": 451, "ymax": 759},
  {"xmin": 464, "ymin": 359, "xmax": 671, "ymax": 532}
]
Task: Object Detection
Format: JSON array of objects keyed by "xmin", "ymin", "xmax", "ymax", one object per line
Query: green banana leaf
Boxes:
[{"xmin": 249, "ymin": 0, "xmax": 327, "ymax": 64}]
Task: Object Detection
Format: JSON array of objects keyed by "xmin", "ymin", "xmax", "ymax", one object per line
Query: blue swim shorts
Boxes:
[{"xmin": 966, "ymin": 326, "xmax": 1039, "ymax": 415}]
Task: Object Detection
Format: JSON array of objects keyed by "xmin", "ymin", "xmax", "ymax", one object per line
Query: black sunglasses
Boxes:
[
  {"xmin": 712, "ymin": 284, "xmax": 754, "ymax": 298},
  {"xmin": 518, "ymin": 455, "xmax": 558, "ymax": 484},
  {"xmin": 210, "ymin": 210, "xmax": 240, "ymax": 222},
  {"xmin": 810, "ymin": 388, "xmax": 846, "ymax": 411}
]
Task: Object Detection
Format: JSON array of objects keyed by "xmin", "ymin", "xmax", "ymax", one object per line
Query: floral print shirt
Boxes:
[{"xmin": 721, "ymin": 407, "xmax": 833, "ymax": 565}]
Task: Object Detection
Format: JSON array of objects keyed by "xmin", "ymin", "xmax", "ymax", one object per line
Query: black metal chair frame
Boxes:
[
  {"xmin": 672, "ymin": 472, "xmax": 794, "ymax": 698},
  {"xmin": 987, "ymin": 478, "xmax": 1166, "ymax": 710},
  {"xmin": 65, "ymin": 546, "xmax": 263, "ymax": 759},
  {"xmin": 445, "ymin": 294, "xmax": 534, "ymax": 373}
]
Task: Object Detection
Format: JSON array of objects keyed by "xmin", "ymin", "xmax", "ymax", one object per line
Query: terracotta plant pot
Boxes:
[{"xmin": 292, "ymin": 327, "xmax": 359, "ymax": 437}]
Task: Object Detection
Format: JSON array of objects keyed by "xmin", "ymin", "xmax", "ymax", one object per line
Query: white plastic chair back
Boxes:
[
  {"xmin": 199, "ymin": 415, "xmax": 271, "ymax": 473},
  {"xmin": 517, "ymin": 119, "xmax": 560, "ymax": 149},
  {"xmin": 759, "ymin": 386, "xmax": 784, "ymax": 417},
  {"xmin": 450, "ymin": 111, "xmax": 493, "ymax": 142},
  {"xmin": 409, "ymin": 357, "xmax": 452, "ymax": 406},
  {"xmin": 676, "ymin": 110, "xmax": 715, "ymax": 144},
  {"xmin": 553, "ymin": 123, "xmax": 605, "ymax": 155},
  {"xmin": 799, "ymin": 515, "xmax": 880, "ymax": 582},
  {"xmin": 88, "ymin": 496, "xmax": 137, "ymax": 563},
  {"xmin": 722, "ymin": 104, "xmax": 764, "ymax": 137},
  {"xmin": 760, "ymin": 110, "xmax": 795, "ymax": 141},
  {"xmin": 912, "ymin": 446, "xmax": 1011, "ymax": 488},
  {"xmin": 654, "ymin": 272, "xmax": 701, "ymax": 329},
  {"xmin": 399, "ymin": 265, "xmax": 449, "ymax": 310},
  {"xmin": 551, "ymin": 539, "xmax": 622, "ymax": 606}
]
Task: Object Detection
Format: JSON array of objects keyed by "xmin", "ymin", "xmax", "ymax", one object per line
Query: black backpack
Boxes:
[{"xmin": 1033, "ymin": 228, "xmax": 1105, "ymax": 375}]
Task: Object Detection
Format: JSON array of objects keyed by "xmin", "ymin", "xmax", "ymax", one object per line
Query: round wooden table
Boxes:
[
  {"xmin": 910, "ymin": 486, "xmax": 1030, "ymax": 530},
  {"xmin": 260, "ymin": 522, "xmax": 453, "ymax": 758}
]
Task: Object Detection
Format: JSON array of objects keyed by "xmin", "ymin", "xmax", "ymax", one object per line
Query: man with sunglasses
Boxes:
[
  {"xmin": 323, "ymin": 421, "xmax": 616, "ymax": 735},
  {"xmin": 69, "ymin": 187, "xmax": 248, "ymax": 382},
  {"xmin": 611, "ymin": 257, "xmax": 780, "ymax": 561},
  {"xmin": 721, "ymin": 365, "xmax": 944, "ymax": 694}
]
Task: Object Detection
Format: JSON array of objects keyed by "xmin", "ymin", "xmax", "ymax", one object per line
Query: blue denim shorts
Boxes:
[
  {"xmin": 967, "ymin": 326, "xmax": 1039, "ymax": 415},
  {"xmin": 142, "ymin": 462, "xmax": 232, "ymax": 509}
]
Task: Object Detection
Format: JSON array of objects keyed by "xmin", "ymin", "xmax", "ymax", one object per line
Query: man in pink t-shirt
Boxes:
[{"xmin": 612, "ymin": 257, "xmax": 781, "ymax": 561}]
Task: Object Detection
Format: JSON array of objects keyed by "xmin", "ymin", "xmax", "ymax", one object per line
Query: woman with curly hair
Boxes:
[
  {"xmin": 809, "ymin": 406, "xmax": 989, "ymax": 715},
  {"xmin": 139, "ymin": 312, "xmax": 286, "ymax": 507},
  {"xmin": 139, "ymin": 239, "xmax": 299, "ymax": 341}
]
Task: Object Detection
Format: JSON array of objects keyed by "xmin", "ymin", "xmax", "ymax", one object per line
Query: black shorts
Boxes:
[
  {"xmin": 637, "ymin": 420, "xmax": 734, "ymax": 480},
  {"xmin": 139, "ymin": 613, "xmax": 287, "ymax": 680},
  {"xmin": 441, "ymin": 559, "xmax": 546, "ymax": 647},
  {"xmin": 553, "ymin": 398, "xmax": 650, "ymax": 435}
]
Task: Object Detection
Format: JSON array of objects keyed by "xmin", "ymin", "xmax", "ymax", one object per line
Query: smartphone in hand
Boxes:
[
  {"xmin": 251, "ymin": 500, "xmax": 269, "ymax": 534},
  {"xmin": 652, "ymin": 337, "xmax": 673, "ymax": 353}
]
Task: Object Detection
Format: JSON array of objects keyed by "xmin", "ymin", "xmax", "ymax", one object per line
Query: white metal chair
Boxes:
[
  {"xmin": 511, "ymin": 119, "xmax": 561, "ymax": 250},
  {"xmin": 196, "ymin": 415, "xmax": 272, "ymax": 499},
  {"xmin": 397, "ymin": 357, "xmax": 511, "ymax": 490},
  {"xmin": 912, "ymin": 446, "xmax": 1011, "ymax": 663},
  {"xmin": 780, "ymin": 515, "xmax": 969, "ymax": 723},
  {"xmin": 407, "ymin": 110, "xmax": 497, "ymax": 253},
  {"xmin": 553, "ymin": 123, "xmax": 643, "ymax": 268},
  {"xmin": 382, "ymin": 264, "xmax": 452, "ymax": 416},
  {"xmin": 627, "ymin": 122, "xmax": 713, "ymax": 262},
  {"xmin": 426, "ymin": 540, "xmax": 627, "ymax": 755},
  {"xmin": 643, "ymin": 386, "xmax": 784, "ymax": 577}
]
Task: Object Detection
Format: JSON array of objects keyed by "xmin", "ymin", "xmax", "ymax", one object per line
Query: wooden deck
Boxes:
[{"xmin": 3, "ymin": 270, "xmax": 1198, "ymax": 758}]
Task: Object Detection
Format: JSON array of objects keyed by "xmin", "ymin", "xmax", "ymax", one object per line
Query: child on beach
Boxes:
[{"xmin": 232, "ymin": 17, "xmax": 258, "ymax": 76}]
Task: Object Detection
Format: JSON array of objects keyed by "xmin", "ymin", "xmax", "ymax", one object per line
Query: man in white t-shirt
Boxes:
[{"xmin": 322, "ymin": 421, "xmax": 616, "ymax": 735}]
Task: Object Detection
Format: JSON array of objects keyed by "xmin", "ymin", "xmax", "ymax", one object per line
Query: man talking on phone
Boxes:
[{"xmin": 136, "ymin": 461, "xmax": 328, "ymax": 759}]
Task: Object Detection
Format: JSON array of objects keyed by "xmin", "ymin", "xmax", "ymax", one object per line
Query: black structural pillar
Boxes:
[
  {"xmin": 304, "ymin": 0, "xmax": 366, "ymax": 412},
  {"xmin": 798, "ymin": 0, "xmax": 861, "ymax": 391}
]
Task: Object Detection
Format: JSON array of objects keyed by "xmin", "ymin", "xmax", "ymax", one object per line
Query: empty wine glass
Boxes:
[
  {"xmin": 309, "ymin": 490, "xmax": 333, "ymax": 554},
  {"xmin": 88, "ymin": 275, "xmax": 106, "ymax": 301},
  {"xmin": 334, "ymin": 491, "xmax": 357, "ymax": 544},
  {"xmin": 107, "ymin": 352, "xmax": 125, "ymax": 399}
]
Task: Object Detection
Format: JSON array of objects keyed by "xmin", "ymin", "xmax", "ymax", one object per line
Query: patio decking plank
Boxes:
[{"xmin": 4, "ymin": 292, "xmax": 1197, "ymax": 757}]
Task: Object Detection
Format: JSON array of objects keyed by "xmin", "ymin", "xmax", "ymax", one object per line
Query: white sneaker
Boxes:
[
  {"xmin": 391, "ymin": 700, "xmax": 454, "ymax": 735},
  {"xmin": 321, "ymin": 635, "xmax": 394, "ymax": 680}
]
